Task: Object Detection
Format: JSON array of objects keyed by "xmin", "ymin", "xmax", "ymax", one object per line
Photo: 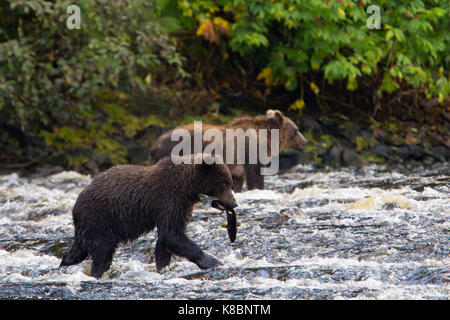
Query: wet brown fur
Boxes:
[
  {"xmin": 149, "ymin": 110, "xmax": 307, "ymax": 191},
  {"xmin": 60, "ymin": 154, "xmax": 236, "ymax": 278}
]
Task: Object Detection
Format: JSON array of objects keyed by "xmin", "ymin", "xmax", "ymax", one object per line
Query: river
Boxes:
[{"xmin": 0, "ymin": 163, "xmax": 448, "ymax": 299}]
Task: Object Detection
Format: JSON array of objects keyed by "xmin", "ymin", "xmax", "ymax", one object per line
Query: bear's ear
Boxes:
[
  {"xmin": 266, "ymin": 109, "xmax": 284, "ymax": 125},
  {"xmin": 201, "ymin": 153, "xmax": 224, "ymax": 166}
]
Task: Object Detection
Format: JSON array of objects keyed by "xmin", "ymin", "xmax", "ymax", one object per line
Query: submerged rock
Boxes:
[{"xmin": 347, "ymin": 194, "xmax": 417, "ymax": 210}]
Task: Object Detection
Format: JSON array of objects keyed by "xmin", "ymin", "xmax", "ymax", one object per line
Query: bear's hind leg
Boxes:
[
  {"xmin": 90, "ymin": 239, "xmax": 117, "ymax": 279},
  {"xmin": 60, "ymin": 240, "xmax": 88, "ymax": 267}
]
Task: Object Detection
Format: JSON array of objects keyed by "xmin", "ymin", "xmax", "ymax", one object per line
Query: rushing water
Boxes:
[{"xmin": 0, "ymin": 163, "xmax": 448, "ymax": 299}]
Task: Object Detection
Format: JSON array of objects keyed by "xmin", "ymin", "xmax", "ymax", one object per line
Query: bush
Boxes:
[
  {"xmin": 0, "ymin": 0, "xmax": 185, "ymax": 132},
  {"xmin": 176, "ymin": 0, "xmax": 449, "ymax": 102}
]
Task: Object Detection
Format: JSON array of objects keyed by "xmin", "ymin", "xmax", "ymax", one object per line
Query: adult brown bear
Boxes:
[
  {"xmin": 149, "ymin": 109, "xmax": 307, "ymax": 191},
  {"xmin": 60, "ymin": 154, "xmax": 237, "ymax": 279}
]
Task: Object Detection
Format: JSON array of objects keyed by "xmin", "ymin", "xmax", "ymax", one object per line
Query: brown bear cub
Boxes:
[
  {"xmin": 60, "ymin": 154, "xmax": 237, "ymax": 279},
  {"xmin": 149, "ymin": 109, "xmax": 308, "ymax": 192}
]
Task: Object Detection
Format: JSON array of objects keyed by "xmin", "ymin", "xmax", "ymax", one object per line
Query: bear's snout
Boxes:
[
  {"xmin": 293, "ymin": 132, "xmax": 308, "ymax": 150},
  {"xmin": 223, "ymin": 190, "xmax": 238, "ymax": 209},
  {"xmin": 212, "ymin": 189, "xmax": 238, "ymax": 211},
  {"xmin": 226, "ymin": 200, "xmax": 238, "ymax": 210}
]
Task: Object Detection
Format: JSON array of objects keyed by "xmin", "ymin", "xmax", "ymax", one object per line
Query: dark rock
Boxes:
[
  {"xmin": 48, "ymin": 154, "xmax": 69, "ymax": 168},
  {"xmin": 84, "ymin": 161, "xmax": 99, "ymax": 174},
  {"xmin": 423, "ymin": 156, "xmax": 435, "ymax": 166},
  {"xmin": 341, "ymin": 148, "xmax": 366, "ymax": 167},
  {"xmin": 322, "ymin": 142, "xmax": 366, "ymax": 168},
  {"xmin": 395, "ymin": 145, "xmax": 417, "ymax": 160},
  {"xmin": 340, "ymin": 122, "xmax": 362, "ymax": 141},
  {"xmin": 322, "ymin": 143, "xmax": 343, "ymax": 168},
  {"xmin": 279, "ymin": 150, "xmax": 301, "ymax": 172},
  {"xmin": 299, "ymin": 115, "xmax": 323, "ymax": 135},
  {"xmin": 29, "ymin": 165, "xmax": 64, "ymax": 179},
  {"xmin": 371, "ymin": 145, "xmax": 394, "ymax": 157},
  {"xmin": 261, "ymin": 214, "xmax": 290, "ymax": 229},
  {"xmin": 320, "ymin": 117, "xmax": 338, "ymax": 132},
  {"xmin": 128, "ymin": 145, "xmax": 150, "ymax": 164},
  {"xmin": 395, "ymin": 145, "xmax": 427, "ymax": 161},
  {"xmin": 134, "ymin": 124, "xmax": 169, "ymax": 143},
  {"xmin": 92, "ymin": 152, "xmax": 114, "ymax": 171},
  {"xmin": 428, "ymin": 145, "xmax": 449, "ymax": 162}
]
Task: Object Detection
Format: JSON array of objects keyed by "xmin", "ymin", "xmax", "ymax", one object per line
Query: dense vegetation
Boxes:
[{"xmin": 0, "ymin": 0, "xmax": 448, "ymax": 173}]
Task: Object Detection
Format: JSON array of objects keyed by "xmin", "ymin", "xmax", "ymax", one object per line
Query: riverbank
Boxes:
[{"xmin": 1, "ymin": 107, "xmax": 448, "ymax": 179}]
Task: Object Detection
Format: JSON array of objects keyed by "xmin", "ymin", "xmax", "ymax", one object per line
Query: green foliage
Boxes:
[
  {"xmin": 0, "ymin": 0, "xmax": 185, "ymax": 132},
  {"xmin": 0, "ymin": 0, "xmax": 448, "ymax": 169},
  {"xmin": 176, "ymin": 0, "xmax": 449, "ymax": 101}
]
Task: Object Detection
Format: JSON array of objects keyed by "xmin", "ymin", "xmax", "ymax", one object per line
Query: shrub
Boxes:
[
  {"xmin": 0, "ymin": 0, "xmax": 185, "ymax": 132},
  {"xmin": 176, "ymin": 0, "xmax": 449, "ymax": 102}
]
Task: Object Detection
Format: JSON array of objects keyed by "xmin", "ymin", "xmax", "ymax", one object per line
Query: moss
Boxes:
[
  {"xmin": 318, "ymin": 134, "xmax": 335, "ymax": 149},
  {"xmin": 355, "ymin": 135, "xmax": 379, "ymax": 151},
  {"xmin": 303, "ymin": 130, "xmax": 317, "ymax": 144},
  {"xmin": 95, "ymin": 138, "xmax": 127, "ymax": 163},
  {"xmin": 67, "ymin": 155, "xmax": 92, "ymax": 167},
  {"xmin": 177, "ymin": 108, "xmax": 246, "ymax": 126},
  {"xmin": 361, "ymin": 152, "xmax": 386, "ymax": 164},
  {"xmin": 142, "ymin": 114, "xmax": 169, "ymax": 127}
]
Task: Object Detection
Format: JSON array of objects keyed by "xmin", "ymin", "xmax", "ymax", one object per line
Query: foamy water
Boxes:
[{"xmin": 0, "ymin": 164, "xmax": 448, "ymax": 299}]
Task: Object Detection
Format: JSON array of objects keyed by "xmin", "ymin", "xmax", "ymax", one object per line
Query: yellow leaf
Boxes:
[
  {"xmin": 338, "ymin": 8, "xmax": 346, "ymax": 18},
  {"xmin": 213, "ymin": 17, "xmax": 230, "ymax": 36},
  {"xmin": 196, "ymin": 21, "xmax": 207, "ymax": 36},
  {"xmin": 257, "ymin": 67, "xmax": 273, "ymax": 86},
  {"xmin": 145, "ymin": 73, "xmax": 152, "ymax": 85},
  {"xmin": 196, "ymin": 20, "xmax": 218, "ymax": 44},
  {"xmin": 289, "ymin": 99, "xmax": 305, "ymax": 112},
  {"xmin": 310, "ymin": 82, "xmax": 319, "ymax": 94}
]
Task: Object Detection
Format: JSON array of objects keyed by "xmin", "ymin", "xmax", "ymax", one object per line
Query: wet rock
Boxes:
[
  {"xmin": 347, "ymin": 194, "xmax": 417, "ymax": 210},
  {"xmin": 47, "ymin": 154, "xmax": 69, "ymax": 168},
  {"xmin": 395, "ymin": 145, "xmax": 427, "ymax": 161},
  {"xmin": 322, "ymin": 143, "xmax": 343, "ymax": 168},
  {"xmin": 134, "ymin": 124, "xmax": 168, "ymax": 142},
  {"xmin": 84, "ymin": 160, "xmax": 99, "ymax": 174},
  {"xmin": 29, "ymin": 165, "xmax": 64, "ymax": 179},
  {"xmin": 92, "ymin": 152, "xmax": 114, "ymax": 171},
  {"xmin": 27, "ymin": 207, "xmax": 66, "ymax": 221},
  {"xmin": 340, "ymin": 122, "xmax": 362, "ymax": 141},
  {"xmin": 47, "ymin": 171, "xmax": 88, "ymax": 184},
  {"xmin": 371, "ymin": 145, "xmax": 395, "ymax": 158},
  {"xmin": 261, "ymin": 214, "xmax": 290, "ymax": 229},
  {"xmin": 127, "ymin": 145, "xmax": 150, "ymax": 164},
  {"xmin": 299, "ymin": 115, "xmax": 323, "ymax": 135},
  {"xmin": 279, "ymin": 151, "xmax": 301, "ymax": 172},
  {"xmin": 427, "ymin": 145, "xmax": 449, "ymax": 162},
  {"xmin": 39, "ymin": 170, "xmax": 91, "ymax": 191},
  {"xmin": 372, "ymin": 127, "xmax": 387, "ymax": 141},
  {"xmin": 341, "ymin": 148, "xmax": 366, "ymax": 167},
  {"xmin": 322, "ymin": 143, "xmax": 365, "ymax": 168},
  {"xmin": 395, "ymin": 145, "xmax": 416, "ymax": 160}
]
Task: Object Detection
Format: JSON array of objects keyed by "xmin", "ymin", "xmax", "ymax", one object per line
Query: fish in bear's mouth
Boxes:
[
  {"xmin": 198, "ymin": 194, "xmax": 238, "ymax": 243},
  {"xmin": 198, "ymin": 194, "xmax": 236, "ymax": 211},
  {"xmin": 211, "ymin": 200, "xmax": 227, "ymax": 211}
]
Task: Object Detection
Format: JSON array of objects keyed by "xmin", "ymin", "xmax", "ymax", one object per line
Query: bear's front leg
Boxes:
[
  {"xmin": 155, "ymin": 238, "xmax": 172, "ymax": 272},
  {"xmin": 157, "ymin": 230, "xmax": 222, "ymax": 270},
  {"xmin": 244, "ymin": 163, "xmax": 264, "ymax": 190}
]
